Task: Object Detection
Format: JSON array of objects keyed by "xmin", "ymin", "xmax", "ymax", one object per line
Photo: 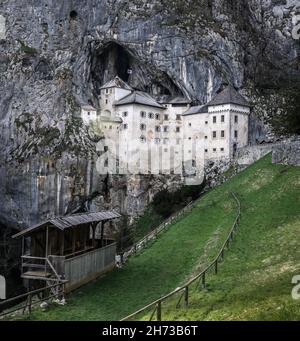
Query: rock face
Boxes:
[
  {"xmin": 0, "ymin": 1, "xmax": 299, "ymax": 243},
  {"xmin": 272, "ymin": 140, "xmax": 300, "ymax": 165}
]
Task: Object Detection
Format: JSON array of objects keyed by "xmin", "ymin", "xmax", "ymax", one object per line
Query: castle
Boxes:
[{"xmin": 81, "ymin": 76, "xmax": 250, "ymax": 175}]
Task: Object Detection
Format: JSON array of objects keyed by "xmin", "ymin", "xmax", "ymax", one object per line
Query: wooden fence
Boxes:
[
  {"xmin": 0, "ymin": 282, "xmax": 66, "ymax": 319},
  {"xmin": 64, "ymin": 242, "xmax": 116, "ymax": 291},
  {"xmin": 121, "ymin": 192, "xmax": 241, "ymax": 321}
]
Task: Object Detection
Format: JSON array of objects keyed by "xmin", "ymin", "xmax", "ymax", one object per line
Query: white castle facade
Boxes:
[{"xmin": 81, "ymin": 77, "xmax": 250, "ymax": 177}]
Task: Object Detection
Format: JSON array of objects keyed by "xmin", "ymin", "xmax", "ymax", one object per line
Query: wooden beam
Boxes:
[
  {"xmin": 45, "ymin": 226, "xmax": 49, "ymax": 258},
  {"xmin": 72, "ymin": 228, "xmax": 76, "ymax": 254},
  {"xmin": 60, "ymin": 231, "xmax": 64, "ymax": 256},
  {"xmin": 92, "ymin": 223, "xmax": 96, "ymax": 248},
  {"xmin": 100, "ymin": 222, "xmax": 104, "ymax": 247}
]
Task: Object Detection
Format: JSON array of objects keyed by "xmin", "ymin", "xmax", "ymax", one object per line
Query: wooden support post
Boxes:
[
  {"xmin": 201, "ymin": 272, "xmax": 206, "ymax": 289},
  {"xmin": 28, "ymin": 293, "xmax": 32, "ymax": 314},
  {"xmin": 60, "ymin": 231, "xmax": 65, "ymax": 256},
  {"xmin": 184, "ymin": 286, "xmax": 189, "ymax": 308},
  {"xmin": 72, "ymin": 228, "xmax": 76, "ymax": 254},
  {"xmin": 156, "ymin": 301, "xmax": 161, "ymax": 321},
  {"xmin": 215, "ymin": 259, "xmax": 218, "ymax": 274},
  {"xmin": 100, "ymin": 222, "xmax": 104, "ymax": 247},
  {"xmin": 45, "ymin": 226, "xmax": 49, "ymax": 257},
  {"xmin": 92, "ymin": 223, "xmax": 96, "ymax": 248},
  {"xmin": 83, "ymin": 225, "xmax": 87, "ymax": 251}
]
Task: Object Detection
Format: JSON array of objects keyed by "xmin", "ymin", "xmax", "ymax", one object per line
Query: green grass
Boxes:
[
  {"xmin": 132, "ymin": 207, "xmax": 164, "ymax": 242},
  {"xmin": 13, "ymin": 154, "xmax": 300, "ymax": 321},
  {"xmin": 157, "ymin": 156, "xmax": 300, "ymax": 321},
  {"xmin": 17, "ymin": 177, "xmax": 237, "ymax": 321}
]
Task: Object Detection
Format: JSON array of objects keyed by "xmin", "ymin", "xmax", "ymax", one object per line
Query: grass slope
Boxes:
[
  {"xmin": 21, "ymin": 179, "xmax": 238, "ymax": 321},
  {"xmin": 159, "ymin": 154, "xmax": 300, "ymax": 321},
  {"xmin": 17, "ymin": 154, "xmax": 300, "ymax": 321}
]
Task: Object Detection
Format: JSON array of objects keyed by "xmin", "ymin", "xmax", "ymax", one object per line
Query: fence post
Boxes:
[
  {"xmin": 184, "ymin": 287, "xmax": 189, "ymax": 308},
  {"xmin": 28, "ymin": 293, "xmax": 32, "ymax": 314},
  {"xmin": 201, "ymin": 272, "xmax": 206, "ymax": 289},
  {"xmin": 156, "ymin": 301, "xmax": 161, "ymax": 321}
]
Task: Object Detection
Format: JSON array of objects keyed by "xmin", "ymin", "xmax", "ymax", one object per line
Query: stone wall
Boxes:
[
  {"xmin": 236, "ymin": 138, "xmax": 300, "ymax": 166},
  {"xmin": 272, "ymin": 141, "xmax": 300, "ymax": 166}
]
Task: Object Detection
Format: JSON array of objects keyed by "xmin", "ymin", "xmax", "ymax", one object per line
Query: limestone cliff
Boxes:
[{"xmin": 0, "ymin": 0, "xmax": 299, "ymax": 232}]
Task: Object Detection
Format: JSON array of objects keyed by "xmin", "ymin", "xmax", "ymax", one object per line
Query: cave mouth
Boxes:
[{"xmin": 90, "ymin": 41, "xmax": 183, "ymax": 98}]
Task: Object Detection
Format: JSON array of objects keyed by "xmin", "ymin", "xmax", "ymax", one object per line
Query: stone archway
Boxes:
[{"xmin": 0, "ymin": 275, "xmax": 5, "ymax": 299}]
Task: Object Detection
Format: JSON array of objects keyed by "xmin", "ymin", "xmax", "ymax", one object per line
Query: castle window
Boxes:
[
  {"xmin": 205, "ymin": 135, "xmax": 208, "ymax": 139},
  {"xmin": 123, "ymin": 124, "xmax": 128, "ymax": 130},
  {"xmin": 70, "ymin": 10, "xmax": 78, "ymax": 20},
  {"xmin": 205, "ymin": 149, "xmax": 208, "ymax": 153},
  {"xmin": 140, "ymin": 124, "xmax": 146, "ymax": 131},
  {"xmin": 234, "ymin": 130, "xmax": 238, "ymax": 138},
  {"xmin": 104, "ymin": 146, "xmax": 108, "ymax": 152},
  {"xmin": 163, "ymin": 126, "xmax": 169, "ymax": 132},
  {"xmin": 122, "ymin": 111, "xmax": 128, "ymax": 117},
  {"xmin": 140, "ymin": 135, "xmax": 146, "ymax": 143},
  {"xmin": 163, "ymin": 138, "xmax": 169, "ymax": 145},
  {"xmin": 212, "ymin": 131, "xmax": 217, "ymax": 138},
  {"xmin": 176, "ymin": 127, "xmax": 180, "ymax": 133},
  {"xmin": 105, "ymin": 89, "xmax": 109, "ymax": 94},
  {"xmin": 104, "ymin": 158, "xmax": 108, "ymax": 167},
  {"xmin": 148, "ymin": 112, "xmax": 154, "ymax": 119},
  {"xmin": 109, "ymin": 125, "xmax": 112, "ymax": 129},
  {"xmin": 140, "ymin": 111, "xmax": 146, "ymax": 118},
  {"xmin": 87, "ymin": 111, "xmax": 90, "ymax": 116},
  {"xmin": 176, "ymin": 138, "xmax": 181, "ymax": 145},
  {"xmin": 235, "ymin": 115, "xmax": 238, "ymax": 123},
  {"xmin": 105, "ymin": 99, "xmax": 108, "ymax": 104},
  {"xmin": 221, "ymin": 130, "xmax": 225, "ymax": 138},
  {"xmin": 176, "ymin": 114, "xmax": 181, "ymax": 120},
  {"xmin": 192, "ymin": 160, "xmax": 196, "ymax": 167},
  {"xmin": 213, "ymin": 148, "xmax": 217, "ymax": 152},
  {"xmin": 221, "ymin": 115, "xmax": 225, "ymax": 122},
  {"xmin": 155, "ymin": 113, "xmax": 160, "ymax": 120},
  {"xmin": 205, "ymin": 121, "xmax": 208, "ymax": 125},
  {"xmin": 188, "ymin": 137, "xmax": 191, "ymax": 140},
  {"xmin": 221, "ymin": 148, "xmax": 224, "ymax": 152},
  {"xmin": 213, "ymin": 116, "xmax": 217, "ymax": 123},
  {"xmin": 188, "ymin": 123, "xmax": 192, "ymax": 127},
  {"xmin": 155, "ymin": 126, "xmax": 161, "ymax": 132},
  {"xmin": 154, "ymin": 138, "xmax": 160, "ymax": 144},
  {"xmin": 164, "ymin": 114, "xmax": 169, "ymax": 121}
]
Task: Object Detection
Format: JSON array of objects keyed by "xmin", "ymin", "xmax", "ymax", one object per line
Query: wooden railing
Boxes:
[
  {"xmin": 121, "ymin": 201, "xmax": 194, "ymax": 262},
  {"xmin": 0, "ymin": 282, "xmax": 67, "ymax": 319},
  {"xmin": 121, "ymin": 192, "xmax": 241, "ymax": 321}
]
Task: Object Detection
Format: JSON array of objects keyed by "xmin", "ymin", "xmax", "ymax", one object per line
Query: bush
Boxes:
[{"xmin": 152, "ymin": 182, "xmax": 205, "ymax": 218}]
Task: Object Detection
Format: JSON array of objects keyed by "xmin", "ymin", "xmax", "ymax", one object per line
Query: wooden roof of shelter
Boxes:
[{"xmin": 12, "ymin": 211, "xmax": 121, "ymax": 239}]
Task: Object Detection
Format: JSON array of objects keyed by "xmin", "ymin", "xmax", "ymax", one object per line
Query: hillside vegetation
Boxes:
[
  {"xmin": 155, "ymin": 154, "xmax": 300, "ymax": 320},
  {"xmin": 17, "ymin": 154, "xmax": 300, "ymax": 320}
]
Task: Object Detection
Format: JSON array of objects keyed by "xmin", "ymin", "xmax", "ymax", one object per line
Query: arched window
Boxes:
[
  {"xmin": 140, "ymin": 124, "xmax": 146, "ymax": 131},
  {"xmin": 155, "ymin": 126, "xmax": 161, "ymax": 132},
  {"xmin": 140, "ymin": 111, "xmax": 146, "ymax": 118},
  {"xmin": 140, "ymin": 135, "xmax": 146, "ymax": 143},
  {"xmin": 148, "ymin": 112, "xmax": 154, "ymax": 119}
]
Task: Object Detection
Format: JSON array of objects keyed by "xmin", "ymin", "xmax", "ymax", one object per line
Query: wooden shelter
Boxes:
[{"xmin": 12, "ymin": 211, "xmax": 121, "ymax": 292}]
